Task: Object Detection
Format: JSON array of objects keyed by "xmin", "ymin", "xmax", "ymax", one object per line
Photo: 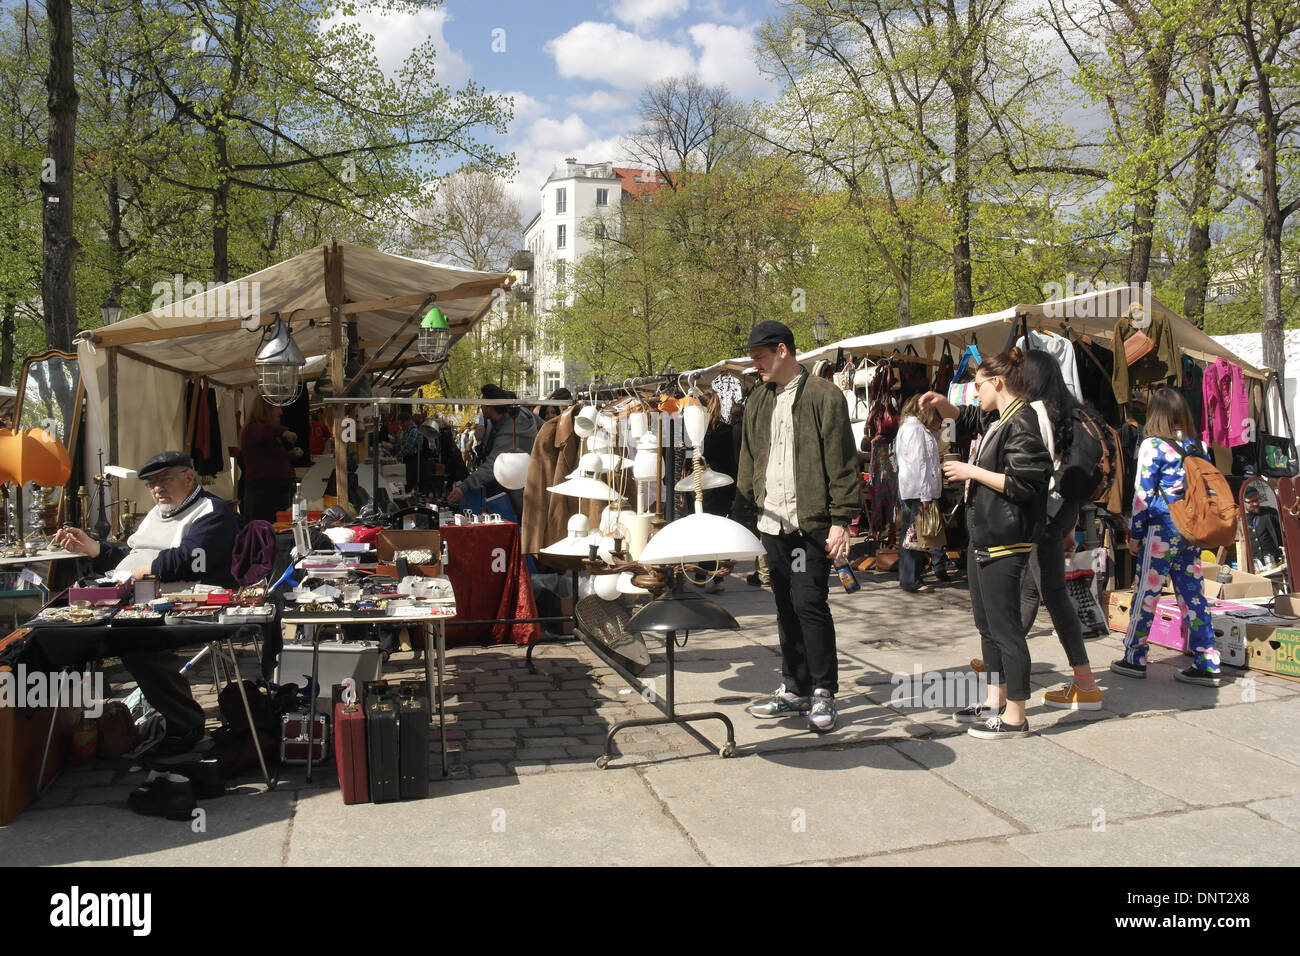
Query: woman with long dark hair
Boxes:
[
  {"xmin": 1112, "ymin": 387, "xmax": 1221, "ymax": 686},
  {"xmin": 1019, "ymin": 351, "xmax": 1102, "ymax": 709},
  {"xmin": 920, "ymin": 348, "xmax": 1052, "ymax": 738}
]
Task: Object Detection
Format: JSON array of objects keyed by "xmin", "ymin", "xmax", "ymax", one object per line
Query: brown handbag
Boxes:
[
  {"xmin": 874, "ymin": 548, "xmax": 899, "ymax": 573},
  {"xmin": 1124, "ymin": 330, "xmax": 1155, "ymax": 366}
]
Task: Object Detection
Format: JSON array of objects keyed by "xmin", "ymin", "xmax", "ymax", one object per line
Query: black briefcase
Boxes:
[
  {"xmin": 364, "ymin": 681, "xmax": 399, "ymax": 803},
  {"xmin": 397, "ymin": 681, "xmax": 430, "ymax": 800}
]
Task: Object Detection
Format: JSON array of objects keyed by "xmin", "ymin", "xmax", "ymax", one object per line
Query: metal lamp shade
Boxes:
[
  {"xmin": 638, "ymin": 513, "xmax": 763, "ymax": 565},
  {"xmin": 493, "ymin": 451, "xmax": 531, "ymax": 490},
  {"xmin": 627, "ymin": 589, "xmax": 739, "ymax": 632},
  {"xmin": 417, "ymin": 327, "xmax": 451, "ymax": 362},
  {"xmin": 255, "ymin": 317, "xmax": 306, "ymax": 407},
  {"xmin": 674, "ymin": 468, "xmax": 734, "ymax": 492}
]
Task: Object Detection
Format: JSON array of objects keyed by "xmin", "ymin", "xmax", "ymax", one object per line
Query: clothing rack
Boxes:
[{"xmin": 577, "ymin": 374, "xmax": 677, "ymax": 401}]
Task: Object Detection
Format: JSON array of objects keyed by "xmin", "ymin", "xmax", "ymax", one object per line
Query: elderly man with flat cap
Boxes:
[{"xmin": 54, "ymin": 451, "xmax": 240, "ymax": 759}]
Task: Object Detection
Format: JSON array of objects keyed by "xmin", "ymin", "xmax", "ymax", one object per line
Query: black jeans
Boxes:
[
  {"xmin": 968, "ymin": 548, "xmax": 1033, "ymax": 701},
  {"xmin": 762, "ymin": 529, "xmax": 838, "ymax": 696},
  {"xmin": 1019, "ymin": 500, "xmax": 1089, "ymax": 667},
  {"xmin": 243, "ymin": 477, "xmax": 294, "ymax": 525},
  {"xmin": 120, "ymin": 652, "xmax": 206, "ymax": 737}
]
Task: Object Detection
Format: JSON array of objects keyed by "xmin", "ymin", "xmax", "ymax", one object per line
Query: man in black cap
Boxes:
[
  {"xmin": 54, "ymin": 451, "xmax": 240, "ymax": 758},
  {"xmin": 447, "ymin": 384, "xmax": 542, "ymax": 517},
  {"xmin": 734, "ymin": 321, "xmax": 861, "ymax": 733}
]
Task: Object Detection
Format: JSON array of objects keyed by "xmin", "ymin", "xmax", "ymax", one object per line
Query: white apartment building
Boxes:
[{"xmin": 518, "ymin": 158, "xmax": 667, "ymax": 397}]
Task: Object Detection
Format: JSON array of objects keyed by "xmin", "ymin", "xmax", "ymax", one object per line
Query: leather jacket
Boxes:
[{"xmin": 956, "ymin": 401, "xmax": 1051, "ymax": 551}]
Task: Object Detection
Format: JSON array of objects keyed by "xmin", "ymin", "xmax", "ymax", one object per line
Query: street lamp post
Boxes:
[{"xmin": 812, "ymin": 313, "xmax": 830, "ymax": 346}]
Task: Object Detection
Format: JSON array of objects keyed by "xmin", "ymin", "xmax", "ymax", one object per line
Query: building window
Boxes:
[
  {"xmin": 596, "ymin": 188, "xmax": 608, "ymax": 206},
  {"xmin": 544, "ymin": 371, "xmax": 561, "ymax": 394},
  {"xmin": 557, "ymin": 224, "xmax": 566, "ymax": 249},
  {"xmin": 556, "ymin": 188, "xmax": 566, "ymax": 214},
  {"xmin": 595, "ymin": 222, "xmax": 607, "ymax": 239},
  {"xmin": 556, "ymin": 260, "xmax": 566, "ymax": 284},
  {"xmin": 641, "ymin": 194, "xmax": 651, "ymax": 203}
]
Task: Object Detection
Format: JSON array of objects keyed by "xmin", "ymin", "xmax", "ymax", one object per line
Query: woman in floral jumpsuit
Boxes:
[{"xmin": 1112, "ymin": 387, "xmax": 1221, "ymax": 687}]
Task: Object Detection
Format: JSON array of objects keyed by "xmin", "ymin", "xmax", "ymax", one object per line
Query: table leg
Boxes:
[
  {"xmin": 225, "ymin": 638, "xmax": 274, "ymax": 788},
  {"xmin": 306, "ymin": 624, "xmax": 320, "ymax": 784},
  {"xmin": 435, "ymin": 622, "xmax": 446, "ymax": 776}
]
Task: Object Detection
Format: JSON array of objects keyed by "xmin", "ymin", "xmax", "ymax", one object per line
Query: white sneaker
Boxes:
[{"xmin": 808, "ymin": 689, "xmax": 837, "ymax": 733}]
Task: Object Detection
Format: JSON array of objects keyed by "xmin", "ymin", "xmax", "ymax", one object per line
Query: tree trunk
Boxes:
[
  {"xmin": 41, "ymin": 0, "xmax": 80, "ymax": 352},
  {"xmin": 1126, "ymin": 34, "xmax": 1174, "ymax": 288},
  {"xmin": 947, "ymin": 6, "xmax": 974, "ymax": 318},
  {"xmin": 1, "ymin": 300, "xmax": 15, "ymax": 387},
  {"xmin": 1257, "ymin": 80, "xmax": 1286, "ymax": 383},
  {"xmin": 1181, "ymin": 61, "xmax": 1222, "ymax": 329}
]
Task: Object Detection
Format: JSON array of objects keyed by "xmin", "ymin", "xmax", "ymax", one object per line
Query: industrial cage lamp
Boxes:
[
  {"xmin": 417, "ymin": 306, "xmax": 451, "ymax": 363},
  {"xmin": 255, "ymin": 314, "xmax": 307, "ymax": 406}
]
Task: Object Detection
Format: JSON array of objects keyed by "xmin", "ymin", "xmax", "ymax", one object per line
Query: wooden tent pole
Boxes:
[{"xmin": 325, "ymin": 241, "xmax": 349, "ymax": 511}]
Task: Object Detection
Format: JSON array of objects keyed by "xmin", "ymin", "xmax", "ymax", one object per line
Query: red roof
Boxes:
[{"xmin": 613, "ymin": 167, "xmax": 671, "ymax": 202}]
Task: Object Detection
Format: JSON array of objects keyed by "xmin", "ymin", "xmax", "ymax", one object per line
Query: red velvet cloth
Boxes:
[{"xmin": 439, "ymin": 523, "xmax": 539, "ymax": 646}]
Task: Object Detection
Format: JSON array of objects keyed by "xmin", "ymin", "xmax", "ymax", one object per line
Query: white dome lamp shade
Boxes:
[
  {"xmin": 541, "ymin": 513, "xmax": 595, "ymax": 557},
  {"xmin": 493, "ymin": 452, "xmax": 531, "ymax": 490},
  {"xmin": 682, "ymin": 404, "xmax": 710, "ymax": 449},
  {"xmin": 674, "ymin": 469, "xmax": 733, "ymax": 492},
  {"xmin": 573, "ymin": 405, "xmax": 599, "ymax": 439},
  {"xmin": 593, "ymin": 573, "xmax": 622, "ymax": 601},
  {"xmin": 638, "ymin": 512, "xmax": 764, "ymax": 565},
  {"xmin": 549, "ymin": 452, "xmax": 625, "ymax": 502},
  {"xmin": 628, "ymin": 410, "xmax": 648, "ymax": 439}
]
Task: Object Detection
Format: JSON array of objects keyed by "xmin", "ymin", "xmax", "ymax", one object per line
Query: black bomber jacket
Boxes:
[{"xmin": 956, "ymin": 401, "xmax": 1051, "ymax": 554}]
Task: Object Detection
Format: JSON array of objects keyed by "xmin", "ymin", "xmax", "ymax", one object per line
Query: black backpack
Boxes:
[{"xmin": 1057, "ymin": 406, "xmax": 1109, "ymax": 502}]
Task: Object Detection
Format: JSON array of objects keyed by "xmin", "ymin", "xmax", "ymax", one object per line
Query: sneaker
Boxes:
[
  {"xmin": 968, "ymin": 716, "xmax": 1031, "ymax": 739},
  {"xmin": 1174, "ymin": 666, "xmax": 1222, "ymax": 688},
  {"xmin": 808, "ymin": 689, "xmax": 836, "ymax": 733},
  {"xmin": 1042, "ymin": 682, "xmax": 1103, "ymax": 711},
  {"xmin": 1109, "ymin": 659, "xmax": 1147, "ymax": 680},
  {"xmin": 953, "ymin": 702, "xmax": 1005, "ymax": 723},
  {"xmin": 746, "ymin": 685, "xmax": 810, "ymax": 719}
]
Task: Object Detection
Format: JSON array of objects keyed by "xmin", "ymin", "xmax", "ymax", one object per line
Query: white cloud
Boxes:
[
  {"xmin": 568, "ymin": 89, "xmax": 638, "ymax": 113},
  {"xmin": 689, "ymin": 22, "xmax": 769, "ymax": 98},
  {"xmin": 610, "ymin": 0, "xmax": 691, "ymax": 30},
  {"xmin": 325, "ymin": 7, "xmax": 470, "ymax": 86},
  {"xmin": 694, "ymin": 0, "xmax": 751, "ymax": 25},
  {"xmin": 496, "ymin": 91, "xmax": 549, "ymax": 136},
  {"xmin": 545, "ymin": 22, "xmax": 697, "ymax": 89}
]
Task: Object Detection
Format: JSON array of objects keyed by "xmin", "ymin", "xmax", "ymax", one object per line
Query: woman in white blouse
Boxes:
[{"xmin": 895, "ymin": 395, "xmax": 946, "ymax": 592}]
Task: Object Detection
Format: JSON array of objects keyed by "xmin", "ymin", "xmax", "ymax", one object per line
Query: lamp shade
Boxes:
[
  {"xmin": 493, "ymin": 451, "xmax": 531, "ymax": 490},
  {"xmin": 547, "ymin": 476, "xmax": 625, "ymax": 501},
  {"xmin": 627, "ymin": 589, "xmax": 740, "ymax": 632},
  {"xmin": 617, "ymin": 571, "xmax": 651, "ymax": 595},
  {"xmin": 573, "ymin": 406, "xmax": 599, "ymax": 438},
  {"xmin": 540, "ymin": 513, "xmax": 595, "ymax": 556},
  {"xmin": 638, "ymin": 513, "xmax": 763, "ymax": 565},
  {"xmin": 683, "ymin": 404, "xmax": 709, "ymax": 448},
  {"xmin": 0, "ymin": 428, "xmax": 72, "ymax": 487},
  {"xmin": 632, "ymin": 433, "xmax": 659, "ymax": 481},
  {"xmin": 628, "ymin": 411, "xmax": 648, "ymax": 438},
  {"xmin": 593, "ymin": 574, "xmax": 622, "ymax": 601},
  {"xmin": 417, "ymin": 307, "xmax": 451, "ymax": 363},
  {"xmin": 255, "ymin": 316, "xmax": 306, "ymax": 407},
  {"xmin": 674, "ymin": 468, "xmax": 734, "ymax": 492}
]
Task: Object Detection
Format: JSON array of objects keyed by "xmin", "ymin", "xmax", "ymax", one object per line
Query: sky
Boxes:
[{"xmin": 345, "ymin": 0, "xmax": 786, "ymax": 217}]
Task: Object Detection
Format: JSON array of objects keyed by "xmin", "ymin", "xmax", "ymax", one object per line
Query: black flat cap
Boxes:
[
  {"xmin": 745, "ymin": 320, "xmax": 796, "ymax": 351},
  {"xmin": 138, "ymin": 450, "xmax": 193, "ymax": 478}
]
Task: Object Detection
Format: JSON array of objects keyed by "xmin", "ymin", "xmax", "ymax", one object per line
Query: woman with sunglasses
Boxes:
[{"xmin": 919, "ymin": 347, "xmax": 1052, "ymax": 738}]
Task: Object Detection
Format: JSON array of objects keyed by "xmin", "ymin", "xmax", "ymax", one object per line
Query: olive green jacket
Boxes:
[{"xmin": 735, "ymin": 366, "xmax": 862, "ymax": 533}]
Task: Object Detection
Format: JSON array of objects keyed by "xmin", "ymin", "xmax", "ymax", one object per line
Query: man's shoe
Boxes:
[
  {"xmin": 174, "ymin": 758, "xmax": 225, "ymax": 799},
  {"xmin": 934, "ymin": 566, "xmax": 951, "ymax": 582},
  {"xmin": 1042, "ymin": 682, "xmax": 1103, "ymax": 711},
  {"xmin": 808, "ymin": 689, "xmax": 836, "ymax": 733},
  {"xmin": 968, "ymin": 716, "xmax": 1031, "ymax": 739},
  {"xmin": 746, "ymin": 685, "xmax": 810, "ymax": 718},
  {"xmin": 127, "ymin": 772, "xmax": 198, "ymax": 821},
  {"xmin": 1174, "ymin": 666, "xmax": 1222, "ymax": 687},
  {"xmin": 1109, "ymin": 659, "xmax": 1147, "ymax": 680},
  {"xmin": 149, "ymin": 728, "xmax": 214, "ymax": 765},
  {"xmin": 953, "ymin": 702, "xmax": 1005, "ymax": 723}
]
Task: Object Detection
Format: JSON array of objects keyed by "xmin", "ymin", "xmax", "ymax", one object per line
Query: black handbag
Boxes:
[{"xmin": 1259, "ymin": 372, "xmax": 1299, "ymax": 478}]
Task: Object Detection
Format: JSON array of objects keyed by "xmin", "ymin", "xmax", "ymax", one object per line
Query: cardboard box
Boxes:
[
  {"xmin": 375, "ymin": 530, "xmax": 442, "ymax": 568},
  {"xmin": 1246, "ymin": 626, "xmax": 1300, "ymax": 678},
  {"xmin": 1147, "ymin": 599, "xmax": 1252, "ymax": 667},
  {"xmin": 1107, "ymin": 589, "xmax": 1134, "ymax": 633},
  {"xmin": 1201, "ymin": 564, "xmax": 1274, "ymax": 601}
]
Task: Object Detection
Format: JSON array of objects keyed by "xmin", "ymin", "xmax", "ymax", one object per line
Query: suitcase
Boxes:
[
  {"xmin": 364, "ymin": 681, "xmax": 399, "ymax": 803},
  {"xmin": 397, "ymin": 681, "xmax": 430, "ymax": 799},
  {"xmin": 333, "ymin": 685, "xmax": 369, "ymax": 805},
  {"xmin": 0, "ymin": 628, "xmax": 81, "ymax": 825},
  {"xmin": 280, "ymin": 712, "xmax": 329, "ymax": 765}
]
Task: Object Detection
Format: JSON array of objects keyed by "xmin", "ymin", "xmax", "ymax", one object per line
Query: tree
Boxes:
[
  {"xmin": 415, "ymin": 170, "xmax": 522, "ymax": 272},
  {"xmin": 42, "ymin": 0, "xmax": 79, "ymax": 351},
  {"xmin": 624, "ymin": 74, "xmax": 742, "ymax": 188}
]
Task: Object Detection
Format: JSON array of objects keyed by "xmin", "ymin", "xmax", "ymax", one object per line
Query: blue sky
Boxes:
[{"xmin": 350, "ymin": 0, "xmax": 785, "ymax": 215}]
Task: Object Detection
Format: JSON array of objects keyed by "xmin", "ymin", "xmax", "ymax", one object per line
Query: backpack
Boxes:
[
  {"xmin": 1157, "ymin": 440, "xmax": 1238, "ymax": 549},
  {"xmin": 1057, "ymin": 407, "xmax": 1106, "ymax": 502}
]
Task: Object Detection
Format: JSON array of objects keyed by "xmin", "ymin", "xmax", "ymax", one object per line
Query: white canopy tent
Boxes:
[
  {"xmin": 685, "ymin": 287, "xmax": 1263, "ymax": 382},
  {"xmin": 76, "ymin": 239, "xmax": 510, "ymax": 509}
]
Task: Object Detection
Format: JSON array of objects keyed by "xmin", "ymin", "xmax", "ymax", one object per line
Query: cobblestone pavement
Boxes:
[{"xmin": 5, "ymin": 560, "xmax": 1300, "ymax": 867}]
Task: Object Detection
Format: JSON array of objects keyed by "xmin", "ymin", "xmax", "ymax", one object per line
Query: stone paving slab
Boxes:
[
  {"xmin": 1245, "ymin": 795, "xmax": 1300, "ymax": 834},
  {"xmin": 1008, "ymin": 807, "xmax": 1300, "ymax": 866},
  {"xmin": 639, "ymin": 745, "xmax": 1018, "ymax": 866},
  {"xmin": 832, "ymin": 838, "xmax": 1040, "ymax": 867},
  {"xmin": 285, "ymin": 771, "xmax": 702, "ymax": 867},
  {"xmin": 893, "ymin": 734, "xmax": 1185, "ymax": 832},
  {"xmin": 1048, "ymin": 714, "xmax": 1300, "ymax": 806},
  {"xmin": 1175, "ymin": 698, "xmax": 1300, "ymax": 766}
]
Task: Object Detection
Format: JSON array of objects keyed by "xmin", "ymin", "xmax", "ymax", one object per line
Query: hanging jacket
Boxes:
[
  {"xmin": 1112, "ymin": 310, "xmax": 1181, "ymax": 404},
  {"xmin": 1201, "ymin": 359, "xmax": 1249, "ymax": 448},
  {"xmin": 1017, "ymin": 329, "xmax": 1084, "ymax": 403}
]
